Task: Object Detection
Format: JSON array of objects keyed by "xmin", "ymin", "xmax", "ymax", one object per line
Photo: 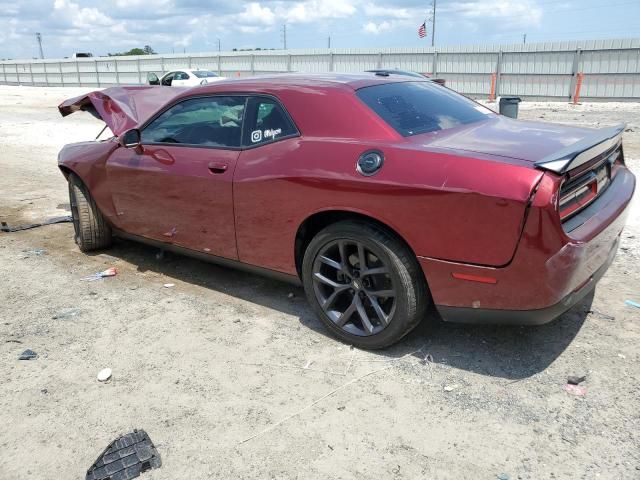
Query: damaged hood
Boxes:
[{"xmin": 58, "ymin": 86, "xmax": 184, "ymax": 136}]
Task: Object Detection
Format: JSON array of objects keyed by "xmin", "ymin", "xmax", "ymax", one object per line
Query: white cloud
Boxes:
[
  {"xmin": 446, "ymin": 0, "xmax": 543, "ymax": 26},
  {"xmin": 237, "ymin": 2, "xmax": 277, "ymax": 25},
  {"xmin": 364, "ymin": 3, "xmax": 412, "ymax": 19}
]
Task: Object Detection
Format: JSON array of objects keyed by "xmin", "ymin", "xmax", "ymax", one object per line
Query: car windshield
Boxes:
[
  {"xmin": 192, "ymin": 71, "xmax": 219, "ymax": 78},
  {"xmin": 357, "ymin": 81, "xmax": 495, "ymax": 136}
]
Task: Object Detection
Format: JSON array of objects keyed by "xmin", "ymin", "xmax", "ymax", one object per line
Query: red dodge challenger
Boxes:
[{"xmin": 58, "ymin": 74, "xmax": 635, "ymax": 348}]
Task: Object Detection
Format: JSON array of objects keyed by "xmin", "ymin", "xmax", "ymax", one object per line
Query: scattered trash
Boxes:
[
  {"xmin": 625, "ymin": 300, "xmax": 640, "ymax": 309},
  {"xmin": 18, "ymin": 349, "xmax": 38, "ymax": 360},
  {"xmin": 443, "ymin": 384, "xmax": 459, "ymax": 392},
  {"xmin": 155, "ymin": 250, "xmax": 165, "ymax": 261},
  {"xmin": 5, "ymin": 339, "xmax": 22, "ymax": 344},
  {"xmin": 82, "ymin": 267, "xmax": 118, "ymax": 282},
  {"xmin": 303, "ymin": 360, "xmax": 313, "ymax": 369},
  {"xmin": 563, "ymin": 384, "xmax": 587, "ymax": 396},
  {"xmin": 162, "ymin": 227, "xmax": 177, "ymax": 238},
  {"xmin": 567, "ymin": 375, "xmax": 586, "ymax": 385},
  {"xmin": 41, "ymin": 388, "xmax": 48, "ymax": 395},
  {"xmin": 422, "ymin": 353, "xmax": 434, "ymax": 364},
  {"xmin": 85, "ymin": 429, "xmax": 161, "ymax": 480},
  {"xmin": 52, "ymin": 308, "xmax": 81, "ymax": 320},
  {"xmin": 589, "ymin": 309, "xmax": 615, "ymax": 320},
  {"xmin": 287, "ymin": 292, "xmax": 295, "ymax": 299},
  {"xmin": 497, "ymin": 474, "xmax": 510, "ymax": 480},
  {"xmin": 20, "ymin": 248, "xmax": 47, "ymax": 258},
  {"xmin": 97, "ymin": 368, "xmax": 112, "ymax": 382},
  {"xmin": 618, "ymin": 353, "xmax": 626, "ymax": 359},
  {"xmin": 163, "ymin": 283, "xmax": 175, "ymax": 288},
  {"xmin": 1, "ymin": 215, "xmax": 72, "ymax": 233}
]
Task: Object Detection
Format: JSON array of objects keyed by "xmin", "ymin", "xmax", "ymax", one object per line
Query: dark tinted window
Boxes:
[
  {"xmin": 193, "ymin": 71, "xmax": 219, "ymax": 78},
  {"xmin": 357, "ymin": 81, "xmax": 494, "ymax": 136},
  {"xmin": 244, "ymin": 97, "xmax": 297, "ymax": 146},
  {"xmin": 141, "ymin": 96, "xmax": 246, "ymax": 147}
]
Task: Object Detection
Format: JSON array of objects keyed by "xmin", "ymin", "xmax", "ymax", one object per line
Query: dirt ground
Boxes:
[{"xmin": 0, "ymin": 85, "xmax": 639, "ymax": 480}]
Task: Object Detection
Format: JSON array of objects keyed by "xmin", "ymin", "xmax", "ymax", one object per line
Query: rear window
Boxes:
[
  {"xmin": 193, "ymin": 71, "xmax": 219, "ymax": 78},
  {"xmin": 357, "ymin": 81, "xmax": 494, "ymax": 136}
]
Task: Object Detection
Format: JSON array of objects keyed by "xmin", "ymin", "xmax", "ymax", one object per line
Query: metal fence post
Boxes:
[
  {"xmin": 377, "ymin": 52, "xmax": 383, "ymax": 69},
  {"xmin": 137, "ymin": 57, "xmax": 141, "ymax": 84},
  {"xmin": 329, "ymin": 52, "xmax": 334, "ymax": 72},
  {"xmin": 1, "ymin": 63, "xmax": 6, "ymax": 84},
  {"xmin": 95, "ymin": 59, "xmax": 100, "ymax": 87},
  {"xmin": 495, "ymin": 50, "xmax": 503, "ymax": 98},
  {"xmin": 76, "ymin": 60, "xmax": 81, "ymax": 87},
  {"xmin": 217, "ymin": 55, "xmax": 221, "ymax": 76},
  {"xmin": 287, "ymin": 54, "xmax": 292, "ymax": 72},
  {"xmin": 160, "ymin": 56, "xmax": 165, "ymax": 75},
  {"xmin": 569, "ymin": 48, "xmax": 583, "ymax": 102},
  {"xmin": 432, "ymin": 50, "xmax": 438, "ymax": 76},
  {"xmin": 28, "ymin": 62, "xmax": 34, "ymax": 85},
  {"xmin": 43, "ymin": 62, "xmax": 49, "ymax": 86},
  {"xmin": 250, "ymin": 54, "xmax": 255, "ymax": 75},
  {"xmin": 187, "ymin": 56, "xmax": 192, "ymax": 69},
  {"xmin": 114, "ymin": 58, "xmax": 120, "ymax": 85}
]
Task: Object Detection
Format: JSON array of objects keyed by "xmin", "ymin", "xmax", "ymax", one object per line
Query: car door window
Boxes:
[
  {"xmin": 161, "ymin": 72, "xmax": 175, "ymax": 86},
  {"xmin": 244, "ymin": 97, "xmax": 297, "ymax": 146},
  {"xmin": 174, "ymin": 72, "xmax": 188, "ymax": 80},
  {"xmin": 141, "ymin": 96, "xmax": 246, "ymax": 147}
]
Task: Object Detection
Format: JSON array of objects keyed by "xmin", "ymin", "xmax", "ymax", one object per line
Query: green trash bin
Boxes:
[{"xmin": 499, "ymin": 97, "xmax": 521, "ymax": 119}]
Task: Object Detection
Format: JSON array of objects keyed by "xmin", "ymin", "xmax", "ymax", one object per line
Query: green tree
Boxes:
[{"xmin": 108, "ymin": 46, "xmax": 156, "ymax": 56}]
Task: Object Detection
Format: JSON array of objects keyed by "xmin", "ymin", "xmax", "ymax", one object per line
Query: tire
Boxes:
[
  {"xmin": 302, "ymin": 220, "xmax": 429, "ymax": 349},
  {"xmin": 68, "ymin": 174, "xmax": 112, "ymax": 252}
]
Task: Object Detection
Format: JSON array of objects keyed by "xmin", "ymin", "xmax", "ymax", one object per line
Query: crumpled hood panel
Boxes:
[{"xmin": 58, "ymin": 86, "xmax": 184, "ymax": 136}]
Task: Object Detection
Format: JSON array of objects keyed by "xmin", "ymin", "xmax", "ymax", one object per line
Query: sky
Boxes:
[{"xmin": 1, "ymin": 0, "xmax": 639, "ymax": 60}]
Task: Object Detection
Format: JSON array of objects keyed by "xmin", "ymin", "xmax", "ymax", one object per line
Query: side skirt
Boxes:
[{"xmin": 113, "ymin": 229, "xmax": 302, "ymax": 286}]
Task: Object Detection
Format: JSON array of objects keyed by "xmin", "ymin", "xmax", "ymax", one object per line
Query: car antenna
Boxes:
[{"xmin": 95, "ymin": 124, "xmax": 108, "ymax": 140}]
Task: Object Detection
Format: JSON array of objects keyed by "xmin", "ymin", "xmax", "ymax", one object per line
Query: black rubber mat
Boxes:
[{"xmin": 85, "ymin": 429, "xmax": 161, "ymax": 480}]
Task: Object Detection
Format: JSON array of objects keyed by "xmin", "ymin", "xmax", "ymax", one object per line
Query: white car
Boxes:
[{"xmin": 147, "ymin": 69, "xmax": 225, "ymax": 87}]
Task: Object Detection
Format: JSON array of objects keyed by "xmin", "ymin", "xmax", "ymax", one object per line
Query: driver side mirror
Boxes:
[
  {"xmin": 147, "ymin": 72, "xmax": 159, "ymax": 86},
  {"xmin": 119, "ymin": 129, "xmax": 142, "ymax": 152}
]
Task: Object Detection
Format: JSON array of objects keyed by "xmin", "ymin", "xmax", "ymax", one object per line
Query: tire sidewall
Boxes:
[{"xmin": 302, "ymin": 222, "xmax": 421, "ymax": 349}]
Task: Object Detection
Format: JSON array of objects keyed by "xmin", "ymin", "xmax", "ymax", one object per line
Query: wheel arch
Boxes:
[{"xmin": 294, "ymin": 209, "xmax": 423, "ymax": 280}]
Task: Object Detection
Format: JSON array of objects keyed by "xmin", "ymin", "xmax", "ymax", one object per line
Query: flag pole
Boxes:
[{"xmin": 431, "ymin": 0, "xmax": 436, "ymax": 47}]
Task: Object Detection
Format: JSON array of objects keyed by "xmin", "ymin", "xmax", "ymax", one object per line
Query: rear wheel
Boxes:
[
  {"xmin": 302, "ymin": 221, "xmax": 429, "ymax": 349},
  {"xmin": 68, "ymin": 174, "xmax": 112, "ymax": 252}
]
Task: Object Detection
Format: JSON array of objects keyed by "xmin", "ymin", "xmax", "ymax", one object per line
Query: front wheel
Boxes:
[
  {"xmin": 68, "ymin": 174, "xmax": 112, "ymax": 252},
  {"xmin": 302, "ymin": 221, "xmax": 429, "ymax": 349}
]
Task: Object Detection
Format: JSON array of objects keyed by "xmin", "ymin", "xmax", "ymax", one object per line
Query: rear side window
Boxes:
[
  {"xmin": 193, "ymin": 71, "xmax": 219, "ymax": 78},
  {"xmin": 244, "ymin": 97, "xmax": 297, "ymax": 146},
  {"xmin": 141, "ymin": 96, "xmax": 246, "ymax": 147},
  {"xmin": 357, "ymin": 81, "xmax": 494, "ymax": 136}
]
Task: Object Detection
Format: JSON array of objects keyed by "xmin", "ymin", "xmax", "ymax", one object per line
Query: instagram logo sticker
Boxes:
[{"xmin": 251, "ymin": 130, "xmax": 263, "ymax": 143}]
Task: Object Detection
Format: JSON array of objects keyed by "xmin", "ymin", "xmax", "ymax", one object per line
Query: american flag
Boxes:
[{"xmin": 418, "ymin": 22, "xmax": 427, "ymax": 38}]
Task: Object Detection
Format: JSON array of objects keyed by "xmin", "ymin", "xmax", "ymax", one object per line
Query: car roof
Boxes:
[{"xmin": 195, "ymin": 72, "xmax": 427, "ymax": 94}]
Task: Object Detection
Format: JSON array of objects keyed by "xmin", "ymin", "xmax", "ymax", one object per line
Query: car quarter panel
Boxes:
[{"xmin": 233, "ymin": 137, "xmax": 544, "ymax": 275}]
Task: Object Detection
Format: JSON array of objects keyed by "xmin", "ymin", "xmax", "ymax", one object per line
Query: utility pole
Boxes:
[
  {"xmin": 328, "ymin": 36, "xmax": 331, "ymax": 49},
  {"xmin": 217, "ymin": 38, "xmax": 221, "ymax": 52},
  {"xmin": 431, "ymin": 0, "xmax": 436, "ymax": 47},
  {"xmin": 281, "ymin": 24, "xmax": 287, "ymax": 50},
  {"xmin": 523, "ymin": 33, "xmax": 527, "ymax": 44},
  {"xmin": 35, "ymin": 32, "xmax": 44, "ymax": 59}
]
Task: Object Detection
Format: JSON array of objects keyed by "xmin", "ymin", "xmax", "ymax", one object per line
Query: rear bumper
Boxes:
[
  {"xmin": 420, "ymin": 166, "xmax": 635, "ymax": 324},
  {"xmin": 436, "ymin": 233, "xmax": 619, "ymax": 325}
]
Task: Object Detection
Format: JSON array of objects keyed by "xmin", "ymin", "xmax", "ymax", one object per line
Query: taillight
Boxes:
[{"xmin": 558, "ymin": 177, "xmax": 598, "ymax": 220}]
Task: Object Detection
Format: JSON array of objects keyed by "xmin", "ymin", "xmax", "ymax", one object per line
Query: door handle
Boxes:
[{"xmin": 208, "ymin": 162, "xmax": 228, "ymax": 174}]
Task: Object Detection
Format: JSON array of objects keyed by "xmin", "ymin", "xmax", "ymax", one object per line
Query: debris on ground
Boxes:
[
  {"xmin": 52, "ymin": 308, "xmax": 81, "ymax": 319},
  {"xmin": 564, "ymin": 384, "xmax": 587, "ymax": 396},
  {"xmin": 20, "ymin": 248, "xmax": 47, "ymax": 258},
  {"xmin": 0, "ymin": 215, "xmax": 72, "ymax": 233},
  {"xmin": 82, "ymin": 267, "xmax": 118, "ymax": 282},
  {"xmin": 163, "ymin": 283, "xmax": 175, "ymax": 288},
  {"xmin": 97, "ymin": 368, "xmax": 112, "ymax": 382},
  {"xmin": 443, "ymin": 384, "xmax": 459, "ymax": 392},
  {"xmin": 588, "ymin": 309, "xmax": 615, "ymax": 320},
  {"xmin": 85, "ymin": 429, "xmax": 161, "ymax": 480},
  {"xmin": 155, "ymin": 250, "xmax": 165, "ymax": 261},
  {"xmin": 497, "ymin": 474, "xmax": 511, "ymax": 480},
  {"xmin": 625, "ymin": 299, "xmax": 640, "ymax": 309},
  {"xmin": 287, "ymin": 292, "xmax": 295, "ymax": 299},
  {"xmin": 18, "ymin": 349, "xmax": 38, "ymax": 360},
  {"xmin": 567, "ymin": 375, "xmax": 586, "ymax": 385}
]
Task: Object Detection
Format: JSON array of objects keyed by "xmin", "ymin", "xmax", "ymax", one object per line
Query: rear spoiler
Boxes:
[{"xmin": 535, "ymin": 123, "xmax": 626, "ymax": 174}]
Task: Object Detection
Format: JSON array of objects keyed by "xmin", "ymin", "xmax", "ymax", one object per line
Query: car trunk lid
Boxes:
[{"xmin": 58, "ymin": 86, "xmax": 183, "ymax": 136}]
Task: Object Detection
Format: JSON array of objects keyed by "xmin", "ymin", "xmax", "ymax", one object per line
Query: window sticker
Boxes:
[
  {"xmin": 264, "ymin": 128, "xmax": 282, "ymax": 139},
  {"xmin": 251, "ymin": 130, "xmax": 263, "ymax": 143}
]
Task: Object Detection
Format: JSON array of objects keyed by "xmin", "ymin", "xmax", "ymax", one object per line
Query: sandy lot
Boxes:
[{"xmin": 1, "ymin": 86, "xmax": 639, "ymax": 480}]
